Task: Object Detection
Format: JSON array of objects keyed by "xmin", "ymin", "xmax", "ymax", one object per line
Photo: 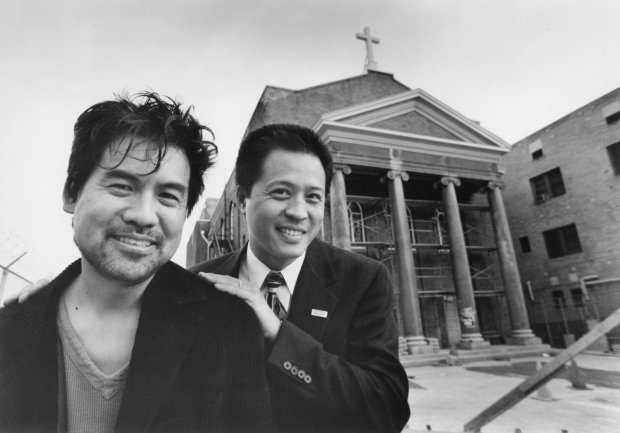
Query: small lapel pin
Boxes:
[{"xmin": 311, "ymin": 309, "xmax": 328, "ymax": 318}]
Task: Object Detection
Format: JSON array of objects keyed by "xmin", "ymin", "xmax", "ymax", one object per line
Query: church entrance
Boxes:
[
  {"xmin": 419, "ymin": 296, "xmax": 450, "ymax": 348},
  {"xmin": 475, "ymin": 294, "xmax": 505, "ymax": 344}
]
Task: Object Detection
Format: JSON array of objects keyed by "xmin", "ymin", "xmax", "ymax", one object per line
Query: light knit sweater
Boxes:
[{"xmin": 57, "ymin": 298, "xmax": 128, "ymax": 433}]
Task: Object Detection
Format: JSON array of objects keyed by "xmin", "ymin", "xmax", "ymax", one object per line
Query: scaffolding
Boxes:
[{"xmin": 345, "ymin": 196, "xmax": 500, "ymax": 295}]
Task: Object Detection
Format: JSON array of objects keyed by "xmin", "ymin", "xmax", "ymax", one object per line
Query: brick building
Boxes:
[
  {"xmin": 501, "ymin": 87, "xmax": 620, "ymax": 349},
  {"xmin": 187, "ymin": 69, "xmax": 545, "ymax": 354},
  {"xmin": 185, "ymin": 198, "xmax": 218, "ymax": 269}
]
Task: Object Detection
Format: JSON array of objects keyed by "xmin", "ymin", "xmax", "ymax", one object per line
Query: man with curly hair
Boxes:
[{"xmin": 0, "ymin": 92, "xmax": 272, "ymax": 433}]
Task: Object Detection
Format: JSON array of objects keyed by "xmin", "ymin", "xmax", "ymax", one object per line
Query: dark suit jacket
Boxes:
[
  {"xmin": 0, "ymin": 260, "xmax": 273, "ymax": 433},
  {"xmin": 191, "ymin": 239, "xmax": 410, "ymax": 433}
]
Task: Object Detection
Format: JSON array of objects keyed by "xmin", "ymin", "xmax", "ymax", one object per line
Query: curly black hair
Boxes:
[{"xmin": 64, "ymin": 91, "xmax": 217, "ymax": 215}]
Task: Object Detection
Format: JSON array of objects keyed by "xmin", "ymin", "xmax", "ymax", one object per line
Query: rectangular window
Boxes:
[
  {"xmin": 552, "ymin": 290, "xmax": 565, "ymax": 310},
  {"xmin": 530, "ymin": 168, "xmax": 566, "ymax": 203},
  {"xmin": 528, "ymin": 140, "xmax": 543, "ymax": 160},
  {"xmin": 542, "ymin": 223, "xmax": 582, "ymax": 258},
  {"xmin": 607, "ymin": 142, "xmax": 620, "ymax": 175},
  {"xmin": 570, "ymin": 288, "xmax": 584, "ymax": 308},
  {"xmin": 603, "ymin": 101, "xmax": 620, "ymax": 124},
  {"xmin": 606, "ymin": 112, "xmax": 620, "ymax": 124},
  {"xmin": 518, "ymin": 236, "xmax": 531, "ymax": 253}
]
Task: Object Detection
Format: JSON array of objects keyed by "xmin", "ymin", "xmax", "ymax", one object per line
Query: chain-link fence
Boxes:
[{"xmin": 526, "ymin": 279, "xmax": 620, "ymax": 349}]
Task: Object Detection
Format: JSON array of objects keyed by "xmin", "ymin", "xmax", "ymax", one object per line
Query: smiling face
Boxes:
[
  {"xmin": 239, "ymin": 149, "xmax": 326, "ymax": 270},
  {"xmin": 63, "ymin": 139, "xmax": 190, "ymax": 285}
]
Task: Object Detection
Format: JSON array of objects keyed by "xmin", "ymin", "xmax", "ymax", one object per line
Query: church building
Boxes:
[{"xmin": 187, "ymin": 28, "xmax": 545, "ymax": 356}]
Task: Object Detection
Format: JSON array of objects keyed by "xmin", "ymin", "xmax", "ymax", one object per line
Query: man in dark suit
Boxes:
[
  {"xmin": 0, "ymin": 92, "xmax": 272, "ymax": 433},
  {"xmin": 194, "ymin": 124, "xmax": 410, "ymax": 433}
]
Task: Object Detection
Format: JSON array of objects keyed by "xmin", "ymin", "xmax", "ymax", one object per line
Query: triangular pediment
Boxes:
[
  {"xmin": 370, "ymin": 110, "xmax": 460, "ymax": 141},
  {"xmin": 316, "ymin": 89, "xmax": 509, "ymax": 149},
  {"xmin": 314, "ymin": 89, "xmax": 509, "ymax": 180}
]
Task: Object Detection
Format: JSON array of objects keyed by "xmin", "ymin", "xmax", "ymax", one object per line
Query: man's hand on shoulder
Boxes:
[
  {"xmin": 199, "ymin": 272, "xmax": 281, "ymax": 341},
  {"xmin": 2, "ymin": 278, "xmax": 50, "ymax": 307}
]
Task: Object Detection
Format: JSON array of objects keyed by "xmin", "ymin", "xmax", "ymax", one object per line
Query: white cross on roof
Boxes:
[{"xmin": 356, "ymin": 26, "xmax": 380, "ymax": 72}]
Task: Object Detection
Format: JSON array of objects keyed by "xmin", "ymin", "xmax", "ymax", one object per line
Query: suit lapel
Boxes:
[
  {"xmin": 193, "ymin": 243, "xmax": 246, "ymax": 278},
  {"xmin": 9, "ymin": 289, "xmax": 60, "ymax": 432},
  {"xmin": 26, "ymin": 302, "xmax": 60, "ymax": 432},
  {"xmin": 194, "ymin": 242, "xmax": 338, "ymax": 340},
  {"xmin": 1, "ymin": 262, "xmax": 81, "ymax": 433},
  {"xmin": 115, "ymin": 264, "xmax": 206, "ymax": 433},
  {"xmin": 217, "ymin": 244, "xmax": 246, "ymax": 277},
  {"xmin": 288, "ymin": 240, "xmax": 339, "ymax": 341}
]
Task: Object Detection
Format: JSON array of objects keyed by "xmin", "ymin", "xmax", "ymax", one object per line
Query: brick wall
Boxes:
[{"xmin": 501, "ymin": 87, "xmax": 620, "ymax": 343}]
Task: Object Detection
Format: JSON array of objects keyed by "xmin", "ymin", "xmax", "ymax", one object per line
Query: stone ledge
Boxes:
[
  {"xmin": 447, "ymin": 344, "xmax": 552, "ymax": 365},
  {"xmin": 505, "ymin": 335, "xmax": 543, "ymax": 346},
  {"xmin": 400, "ymin": 351, "xmax": 450, "ymax": 368},
  {"xmin": 399, "ymin": 344, "xmax": 554, "ymax": 367}
]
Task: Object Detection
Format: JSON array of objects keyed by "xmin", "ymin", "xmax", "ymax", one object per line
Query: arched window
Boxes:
[
  {"xmin": 348, "ymin": 201, "xmax": 366, "ymax": 243},
  {"xmin": 204, "ymin": 228, "xmax": 215, "ymax": 261},
  {"xmin": 434, "ymin": 208, "xmax": 446, "ymax": 245},
  {"xmin": 228, "ymin": 202, "xmax": 236, "ymax": 241},
  {"xmin": 406, "ymin": 206, "xmax": 415, "ymax": 244}
]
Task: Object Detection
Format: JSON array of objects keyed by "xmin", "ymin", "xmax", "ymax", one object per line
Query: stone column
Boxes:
[
  {"xmin": 330, "ymin": 164, "xmax": 352, "ymax": 251},
  {"xmin": 386, "ymin": 170, "xmax": 428, "ymax": 353},
  {"xmin": 439, "ymin": 176, "xmax": 488, "ymax": 349},
  {"xmin": 487, "ymin": 181, "xmax": 541, "ymax": 345}
]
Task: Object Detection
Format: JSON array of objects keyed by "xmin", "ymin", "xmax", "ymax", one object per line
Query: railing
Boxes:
[{"xmin": 526, "ymin": 281, "xmax": 620, "ymax": 349}]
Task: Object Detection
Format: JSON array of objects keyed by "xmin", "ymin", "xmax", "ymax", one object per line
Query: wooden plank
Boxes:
[{"xmin": 463, "ymin": 307, "xmax": 620, "ymax": 432}]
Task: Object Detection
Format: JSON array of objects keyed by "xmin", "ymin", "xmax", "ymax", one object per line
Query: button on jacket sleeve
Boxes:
[
  {"xmin": 264, "ymin": 241, "xmax": 410, "ymax": 433},
  {"xmin": 191, "ymin": 239, "xmax": 410, "ymax": 433}
]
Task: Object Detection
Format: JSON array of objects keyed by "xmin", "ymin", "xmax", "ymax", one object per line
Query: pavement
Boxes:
[{"xmin": 402, "ymin": 352, "xmax": 620, "ymax": 433}]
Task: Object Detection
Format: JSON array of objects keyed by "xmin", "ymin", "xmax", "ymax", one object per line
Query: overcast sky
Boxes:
[{"xmin": 1, "ymin": 0, "xmax": 619, "ymax": 298}]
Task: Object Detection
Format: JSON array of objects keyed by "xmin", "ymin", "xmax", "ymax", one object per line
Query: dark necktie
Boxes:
[{"xmin": 264, "ymin": 271, "xmax": 288, "ymax": 320}]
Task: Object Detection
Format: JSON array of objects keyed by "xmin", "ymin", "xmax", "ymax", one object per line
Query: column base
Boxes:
[
  {"xmin": 505, "ymin": 329, "xmax": 542, "ymax": 346},
  {"xmin": 456, "ymin": 333, "xmax": 490, "ymax": 350},
  {"xmin": 404, "ymin": 335, "xmax": 434, "ymax": 355}
]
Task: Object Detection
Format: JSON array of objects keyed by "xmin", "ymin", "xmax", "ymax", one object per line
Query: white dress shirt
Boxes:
[{"xmin": 238, "ymin": 246, "xmax": 306, "ymax": 311}]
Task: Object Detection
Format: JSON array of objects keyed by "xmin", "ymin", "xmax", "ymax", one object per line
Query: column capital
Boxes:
[
  {"xmin": 487, "ymin": 180, "xmax": 505, "ymax": 191},
  {"xmin": 333, "ymin": 164, "xmax": 352, "ymax": 175},
  {"xmin": 439, "ymin": 176, "xmax": 461, "ymax": 187},
  {"xmin": 386, "ymin": 170, "xmax": 410, "ymax": 181}
]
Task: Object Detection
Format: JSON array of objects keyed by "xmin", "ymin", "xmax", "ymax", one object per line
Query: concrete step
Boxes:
[
  {"xmin": 449, "ymin": 344, "xmax": 551, "ymax": 357},
  {"xmin": 400, "ymin": 351, "xmax": 449, "ymax": 368},
  {"xmin": 448, "ymin": 344, "xmax": 552, "ymax": 365},
  {"xmin": 400, "ymin": 344, "xmax": 553, "ymax": 367}
]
